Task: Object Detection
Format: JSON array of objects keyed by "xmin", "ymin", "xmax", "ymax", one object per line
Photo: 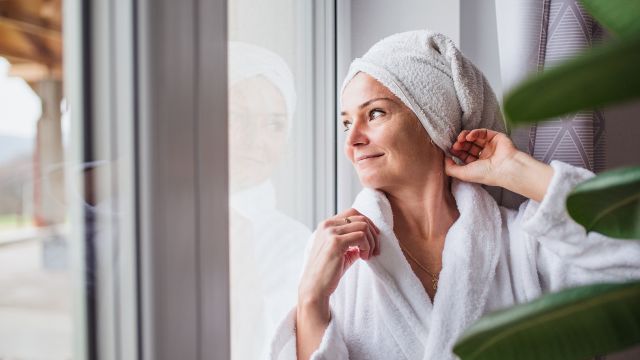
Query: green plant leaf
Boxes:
[
  {"xmin": 504, "ymin": 34, "xmax": 640, "ymax": 125},
  {"xmin": 566, "ymin": 166, "xmax": 640, "ymax": 239},
  {"xmin": 453, "ymin": 281, "xmax": 640, "ymax": 360},
  {"xmin": 581, "ymin": 0, "xmax": 640, "ymax": 38}
]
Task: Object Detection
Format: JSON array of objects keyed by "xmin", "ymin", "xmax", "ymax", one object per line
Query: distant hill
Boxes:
[{"xmin": 0, "ymin": 135, "xmax": 33, "ymax": 165}]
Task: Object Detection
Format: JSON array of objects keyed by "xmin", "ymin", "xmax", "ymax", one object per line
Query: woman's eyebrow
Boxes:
[{"xmin": 340, "ymin": 97, "xmax": 395, "ymax": 116}]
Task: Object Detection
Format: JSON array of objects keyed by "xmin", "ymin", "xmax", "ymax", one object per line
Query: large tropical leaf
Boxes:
[
  {"xmin": 580, "ymin": 0, "xmax": 640, "ymax": 38},
  {"xmin": 566, "ymin": 166, "xmax": 640, "ymax": 239},
  {"xmin": 504, "ymin": 34, "xmax": 640, "ymax": 125},
  {"xmin": 453, "ymin": 281, "xmax": 640, "ymax": 360}
]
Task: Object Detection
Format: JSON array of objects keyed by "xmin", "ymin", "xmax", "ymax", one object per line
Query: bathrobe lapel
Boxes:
[
  {"xmin": 353, "ymin": 187, "xmax": 433, "ymax": 359},
  {"xmin": 352, "ymin": 179, "xmax": 502, "ymax": 359},
  {"xmin": 424, "ymin": 180, "xmax": 503, "ymax": 358}
]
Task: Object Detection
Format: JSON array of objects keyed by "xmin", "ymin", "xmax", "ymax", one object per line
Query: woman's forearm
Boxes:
[
  {"xmin": 498, "ymin": 151, "xmax": 554, "ymax": 203},
  {"xmin": 296, "ymin": 296, "xmax": 331, "ymax": 360}
]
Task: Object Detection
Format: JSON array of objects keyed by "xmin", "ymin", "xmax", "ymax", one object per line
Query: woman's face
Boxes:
[
  {"xmin": 229, "ymin": 76, "xmax": 289, "ymax": 193},
  {"xmin": 341, "ymin": 72, "xmax": 440, "ymax": 190}
]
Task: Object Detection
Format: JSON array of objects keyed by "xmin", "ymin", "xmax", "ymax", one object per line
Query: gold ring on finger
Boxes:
[{"xmin": 344, "ymin": 217, "xmax": 351, "ymax": 224}]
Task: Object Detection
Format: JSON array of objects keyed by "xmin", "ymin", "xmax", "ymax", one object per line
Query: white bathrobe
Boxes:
[{"xmin": 269, "ymin": 161, "xmax": 640, "ymax": 360}]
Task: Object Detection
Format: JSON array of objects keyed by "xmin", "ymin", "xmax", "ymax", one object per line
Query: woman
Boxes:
[{"xmin": 269, "ymin": 30, "xmax": 640, "ymax": 360}]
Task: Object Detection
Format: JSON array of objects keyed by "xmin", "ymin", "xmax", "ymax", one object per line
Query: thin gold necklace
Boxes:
[{"xmin": 398, "ymin": 242, "xmax": 439, "ymax": 290}]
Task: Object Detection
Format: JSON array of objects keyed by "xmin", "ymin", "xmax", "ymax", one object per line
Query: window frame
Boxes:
[{"xmin": 135, "ymin": 0, "xmax": 230, "ymax": 358}]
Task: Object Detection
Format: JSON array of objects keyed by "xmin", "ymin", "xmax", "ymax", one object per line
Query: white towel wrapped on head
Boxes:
[{"xmin": 341, "ymin": 30, "xmax": 505, "ymax": 153}]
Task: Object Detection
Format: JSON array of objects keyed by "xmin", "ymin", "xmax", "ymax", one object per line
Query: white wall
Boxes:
[
  {"xmin": 350, "ymin": 0, "xmax": 460, "ymax": 59},
  {"xmin": 459, "ymin": 0, "xmax": 502, "ymax": 101}
]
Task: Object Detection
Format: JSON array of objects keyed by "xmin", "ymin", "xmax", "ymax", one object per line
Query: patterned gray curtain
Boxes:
[{"xmin": 496, "ymin": 0, "xmax": 605, "ymax": 209}]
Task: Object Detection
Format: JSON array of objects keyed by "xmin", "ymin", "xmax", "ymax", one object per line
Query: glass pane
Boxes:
[
  {"xmin": 0, "ymin": 0, "xmax": 72, "ymax": 357},
  {"xmin": 228, "ymin": 1, "xmax": 315, "ymax": 358}
]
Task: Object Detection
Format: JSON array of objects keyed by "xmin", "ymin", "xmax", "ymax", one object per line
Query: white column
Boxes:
[{"xmin": 33, "ymin": 78, "xmax": 65, "ymax": 227}]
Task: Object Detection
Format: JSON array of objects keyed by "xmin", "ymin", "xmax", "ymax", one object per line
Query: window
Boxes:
[
  {"xmin": 227, "ymin": 0, "xmax": 336, "ymax": 358},
  {"xmin": 1, "ymin": 1, "xmax": 338, "ymax": 358}
]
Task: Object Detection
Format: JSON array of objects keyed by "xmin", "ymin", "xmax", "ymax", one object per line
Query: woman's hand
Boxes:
[
  {"xmin": 444, "ymin": 129, "xmax": 518, "ymax": 187},
  {"xmin": 298, "ymin": 208, "xmax": 380, "ymax": 307},
  {"xmin": 444, "ymin": 128, "xmax": 554, "ymax": 202},
  {"xmin": 296, "ymin": 208, "xmax": 380, "ymax": 360}
]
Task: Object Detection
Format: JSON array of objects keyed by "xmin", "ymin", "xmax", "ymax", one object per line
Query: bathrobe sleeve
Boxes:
[
  {"xmin": 518, "ymin": 160, "xmax": 640, "ymax": 290},
  {"xmin": 269, "ymin": 232, "xmax": 350, "ymax": 360}
]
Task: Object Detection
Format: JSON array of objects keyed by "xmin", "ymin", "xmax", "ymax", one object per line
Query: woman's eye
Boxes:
[
  {"xmin": 342, "ymin": 120, "xmax": 352, "ymax": 132},
  {"xmin": 266, "ymin": 118, "xmax": 286, "ymax": 132},
  {"xmin": 369, "ymin": 109, "xmax": 385, "ymax": 120}
]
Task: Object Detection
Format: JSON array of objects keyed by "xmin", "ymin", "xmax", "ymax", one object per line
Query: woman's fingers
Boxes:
[
  {"xmin": 465, "ymin": 128, "xmax": 488, "ymax": 145},
  {"xmin": 468, "ymin": 143, "xmax": 483, "ymax": 157},
  {"xmin": 464, "ymin": 154, "xmax": 478, "ymax": 164},
  {"xmin": 452, "ymin": 139, "xmax": 482, "ymax": 156},
  {"xmin": 456, "ymin": 130, "xmax": 470, "ymax": 143},
  {"xmin": 358, "ymin": 215, "xmax": 380, "ymax": 235},
  {"xmin": 338, "ymin": 231, "xmax": 371, "ymax": 259},
  {"xmin": 350, "ymin": 214, "xmax": 381, "ymax": 256},
  {"xmin": 445, "ymin": 156, "xmax": 480, "ymax": 182},
  {"xmin": 343, "ymin": 209, "xmax": 380, "ymax": 234},
  {"xmin": 451, "ymin": 144, "xmax": 482, "ymax": 161},
  {"xmin": 452, "ymin": 129, "xmax": 491, "ymax": 161},
  {"xmin": 331, "ymin": 209, "xmax": 381, "ymax": 258},
  {"xmin": 364, "ymin": 224, "xmax": 375, "ymax": 259},
  {"xmin": 452, "ymin": 140, "xmax": 471, "ymax": 152},
  {"xmin": 333, "ymin": 219, "xmax": 376, "ymax": 259},
  {"xmin": 340, "ymin": 210, "xmax": 381, "ymax": 256},
  {"xmin": 373, "ymin": 226, "xmax": 380, "ymax": 255},
  {"xmin": 465, "ymin": 128, "xmax": 501, "ymax": 148}
]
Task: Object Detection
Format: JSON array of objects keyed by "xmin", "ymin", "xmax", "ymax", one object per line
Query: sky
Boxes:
[{"xmin": 0, "ymin": 57, "xmax": 42, "ymax": 139}]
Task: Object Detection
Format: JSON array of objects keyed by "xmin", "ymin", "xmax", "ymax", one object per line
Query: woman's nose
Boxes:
[{"xmin": 346, "ymin": 119, "xmax": 369, "ymax": 147}]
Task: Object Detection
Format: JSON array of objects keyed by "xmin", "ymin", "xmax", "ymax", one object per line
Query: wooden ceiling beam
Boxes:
[
  {"xmin": 0, "ymin": 0, "xmax": 62, "ymax": 32},
  {"xmin": 0, "ymin": 15, "xmax": 61, "ymax": 42},
  {"xmin": 0, "ymin": 34, "xmax": 60, "ymax": 66}
]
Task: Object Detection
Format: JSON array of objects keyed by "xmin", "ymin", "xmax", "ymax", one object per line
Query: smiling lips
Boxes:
[{"xmin": 356, "ymin": 153, "xmax": 384, "ymax": 162}]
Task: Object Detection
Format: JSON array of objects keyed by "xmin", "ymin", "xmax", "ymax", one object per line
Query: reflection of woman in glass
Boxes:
[{"xmin": 228, "ymin": 42, "xmax": 311, "ymax": 360}]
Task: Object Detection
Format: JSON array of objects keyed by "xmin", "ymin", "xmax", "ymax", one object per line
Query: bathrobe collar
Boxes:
[{"xmin": 351, "ymin": 179, "xmax": 503, "ymax": 359}]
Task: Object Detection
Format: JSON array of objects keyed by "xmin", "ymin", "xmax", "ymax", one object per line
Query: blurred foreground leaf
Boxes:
[
  {"xmin": 567, "ymin": 166, "xmax": 640, "ymax": 239},
  {"xmin": 453, "ymin": 281, "xmax": 640, "ymax": 360},
  {"xmin": 504, "ymin": 35, "xmax": 640, "ymax": 124},
  {"xmin": 581, "ymin": 0, "xmax": 640, "ymax": 38}
]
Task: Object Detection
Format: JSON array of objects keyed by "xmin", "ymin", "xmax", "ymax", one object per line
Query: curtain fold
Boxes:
[{"xmin": 495, "ymin": 0, "xmax": 605, "ymax": 209}]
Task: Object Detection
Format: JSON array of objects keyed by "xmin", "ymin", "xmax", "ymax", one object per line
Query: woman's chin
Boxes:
[{"xmin": 358, "ymin": 173, "xmax": 390, "ymax": 189}]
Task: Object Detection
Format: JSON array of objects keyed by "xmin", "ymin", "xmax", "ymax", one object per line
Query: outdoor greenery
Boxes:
[
  {"xmin": 0, "ymin": 213, "xmax": 28, "ymax": 231},
  {"xmin": 453, "ymin": 0, "xmax": 640, "ymax": 359}
]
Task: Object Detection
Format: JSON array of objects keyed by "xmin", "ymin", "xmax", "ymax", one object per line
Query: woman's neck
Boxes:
[{"xmin": 384, "ymin": 171, "xmax": 459, "ymax": 244}]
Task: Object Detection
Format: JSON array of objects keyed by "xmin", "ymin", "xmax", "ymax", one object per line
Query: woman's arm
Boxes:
[
  {"xmin": 444, "ymin": 128, "xmax": 553, "ymax": 201},
  {"xmin": 290, "ymin": 208, "xmax": 379, "ymax": 359},
  {"xmin": 493, "ymin": 151, "xmax": 554, "ymax": 202},
  {"xmin": 445, "ymin": 129, "xmax": 640, "ymax": 288},
  {"xmin": 296, "ymin": 297, "xmax": 331, "ymax": 360}
]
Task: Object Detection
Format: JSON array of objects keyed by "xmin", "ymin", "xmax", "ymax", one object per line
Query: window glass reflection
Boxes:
[{"xmin": 228, "ymin": 38, "xmax": 312, "ymax": 359}]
